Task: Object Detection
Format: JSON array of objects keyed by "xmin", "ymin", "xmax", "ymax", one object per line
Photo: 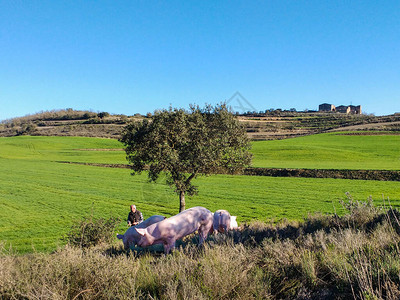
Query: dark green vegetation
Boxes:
[
  {"xmin": 120, "ymin": 104, "xmax": 252, "ymax": 212},
  {"xmin": 64, "ymin": 215, "xmax": 120, "ymax": 248},
  {"xmin": 2, "ymin": 202, "xmax": 400, "ymax": 299},
  {"xmin": 1, "ymin": 135, "xmax": 399, "ymax": 253}
]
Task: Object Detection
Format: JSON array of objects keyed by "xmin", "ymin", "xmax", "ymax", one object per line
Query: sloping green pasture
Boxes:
[
  {"xmin": 252, "ymin": 132, "xmax": 400, "ymax": 170},
  {"xmin": 1, "ymin": 135, "xmax": 399, "ymax": 253}
]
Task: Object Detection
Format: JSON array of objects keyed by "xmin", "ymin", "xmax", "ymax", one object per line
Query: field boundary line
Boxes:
[{"xmin": 57, "ymin": 161, "xmax": 400, "ymax": 181}]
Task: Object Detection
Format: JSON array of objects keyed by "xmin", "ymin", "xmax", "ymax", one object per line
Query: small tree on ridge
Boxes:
[{"xmin": 120, "ymin": 104, "xmax": 252, "ymax": 212}]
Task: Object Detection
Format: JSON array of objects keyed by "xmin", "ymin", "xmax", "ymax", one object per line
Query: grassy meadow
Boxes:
[
  {"xmin": 1, "ymin": 135, "xmax": 400, "ymax": 253},
  {"xmin": 251, "ymin": 132, "xmax": 400, "ymax": 170}
]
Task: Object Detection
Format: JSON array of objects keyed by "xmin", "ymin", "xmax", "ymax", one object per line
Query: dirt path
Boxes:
[{"xmin": 328, "ymin": 121, "xmax": 400, "ymax": 132}]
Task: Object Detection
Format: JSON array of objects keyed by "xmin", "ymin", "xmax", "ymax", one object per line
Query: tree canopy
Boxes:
[{"xmin": 120, "ymin": 104, "xmax": 252, "ymax": 212}]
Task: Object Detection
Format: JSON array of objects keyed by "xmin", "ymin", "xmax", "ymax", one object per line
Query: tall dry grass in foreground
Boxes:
[{"xmin": 2, "ymin": 199, "xmax": 400, "ymax": 299}]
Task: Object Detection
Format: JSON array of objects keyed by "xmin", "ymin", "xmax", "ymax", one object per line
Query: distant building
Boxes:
[
  {"xmin": 319, "ymin": 103, "xmax": 336, "ymax": 112},
  {"xmin": 349, "ymin": 105, "xmax": 362, "ymax": 114},
  {"xmin": 336, "ymin": 105, "xmax": 351, "ymax": 114},
  {"xmin": 319, "ymin": 103, "xmax": 362, "ymax": 114}
]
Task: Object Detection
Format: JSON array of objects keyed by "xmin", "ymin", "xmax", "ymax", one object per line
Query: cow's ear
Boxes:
[
  {"xmin": 117, "ymin": 234, "xmax": 124, "ymax": 240},
  {"xmin": 136, "ymin": 228, "xmax": 146, "ymax": 236},
  {"xmin": 232, "ymin": 216, "xmax": 237, "ymax": 221}
]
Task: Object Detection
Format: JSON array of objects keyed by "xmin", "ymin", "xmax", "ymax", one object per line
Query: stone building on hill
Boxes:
[
  {"xmin": 349, "ymin": 105, "xmax": 362, "ymax": 114},
  {"xmin": 336, "ymin": 105, "xmax": 351, "ymax": 114},
  {"xmin": 319, "ymin": 103, "xmax": 336, "ymax": 112},
  {"xmin": 319, "ymin": 103, "xmax": 361, "ymax": 114}
]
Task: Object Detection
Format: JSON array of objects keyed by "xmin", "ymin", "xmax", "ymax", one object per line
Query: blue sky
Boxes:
[{"xmin": 1, "ymin": 1, "xmax": 399, "ymax": 120}]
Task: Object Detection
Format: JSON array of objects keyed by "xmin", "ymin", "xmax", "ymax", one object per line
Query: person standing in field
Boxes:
[{"xmin": 127, "ymin": 204, "xmax": 143, "ymax": 226}]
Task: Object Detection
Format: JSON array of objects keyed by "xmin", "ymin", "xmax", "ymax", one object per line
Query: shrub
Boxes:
[
  {"xmin": 97, "ymin": 112, "xmax": 110, "ymax": 119},
  {"xmin": 17, "ymin": 122, "xmax": 37, "ymax": 135},
  {"xmin": 83, "ymin": 112, "xmax": 96, "ymax": 119},
  {"xmin": 64, "ymin": 216, "xmax": 120, "ymax": 248}
]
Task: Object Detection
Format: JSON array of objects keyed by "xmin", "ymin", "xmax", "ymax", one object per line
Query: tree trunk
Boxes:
[{"xmin": 179, "ymin": 190, "xmax": 185, "ymax": 212}]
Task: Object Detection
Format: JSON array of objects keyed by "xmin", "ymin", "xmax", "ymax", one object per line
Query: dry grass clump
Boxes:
[
  {"xmin": 239, "ymin": 198, "xmax": 400, "ymax": 299},
  {"xmin": 0, "ymin": 245, "xmax": 140, "ymax": 299},
  {"xmin": 2, "ymin": 199, "xmax": 400, "ymax": 299},
  {"xmin": 0, "ymin": 242, "xmax": 267, "ymax": 299},
  {"xmin": 132, "ymin": 242, "xmax": 268, "ymax": 300}
]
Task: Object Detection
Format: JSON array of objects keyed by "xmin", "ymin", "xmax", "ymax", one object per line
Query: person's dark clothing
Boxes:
[{"xmin": 127, "ymin": 210, "xmax": 143, "ymax": 226}]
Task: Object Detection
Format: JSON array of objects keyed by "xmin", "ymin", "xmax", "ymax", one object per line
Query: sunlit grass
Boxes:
[
  {"xmin": 1, "ymin": 135, "xmax": 399, "ymax": 253},
  {"xmin": 251, "ymin": 132, "xmax": 400, "ymax": 170}
]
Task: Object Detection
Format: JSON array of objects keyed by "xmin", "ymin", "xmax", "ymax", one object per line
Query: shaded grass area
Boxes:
[
  {"xmin": 2, "ymin": 202, "xmax": 400, "ymax": 299},
  {"xmin": 1, "ymin": 136, "xmax": 400, "ymax": 253}
]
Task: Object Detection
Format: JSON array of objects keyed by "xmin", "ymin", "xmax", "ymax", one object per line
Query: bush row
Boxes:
[{"xmin": 244, "ymin": 167, "xmax": 400, "ymax": 181}]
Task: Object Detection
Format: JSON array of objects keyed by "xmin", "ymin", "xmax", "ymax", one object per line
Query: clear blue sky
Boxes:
[{"xmin": 1, "ymin": 1, "xmax": 399, "ymax": 120}]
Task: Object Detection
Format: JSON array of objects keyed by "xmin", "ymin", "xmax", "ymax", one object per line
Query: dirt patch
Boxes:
[
  {"xmin": 58, "ymin": 161, "xmax": 129, "ymax": 168},
  {"xmin": 335, "ymin": 132, "xmax": 400, "ymax": 136},
  {"xmin": 329, "ymin": 121, "xmax": 400, "ymax": 132},
  {"xmin": 75, "ymin": 148, "xmax": 124, "ymax": 151}
]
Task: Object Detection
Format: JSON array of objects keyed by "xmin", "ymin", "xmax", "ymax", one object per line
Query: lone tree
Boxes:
[{"xmin": 120, "ymin": 104, "xmax": 252, "ymax": 212}]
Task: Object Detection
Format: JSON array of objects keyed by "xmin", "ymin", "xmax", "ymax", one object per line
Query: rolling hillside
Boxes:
[{"xmin": 1, "ymin": 109, "xmax": 400, "ymax": 140}]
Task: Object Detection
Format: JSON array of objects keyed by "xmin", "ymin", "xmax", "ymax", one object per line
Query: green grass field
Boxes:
[
  {"xmin": 251, "ymin": 132, "xmax": 400, "ymax": 170},
  {"xmin": 1, "ymin": 135, "xmax": 399, "ymax": 253}
]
